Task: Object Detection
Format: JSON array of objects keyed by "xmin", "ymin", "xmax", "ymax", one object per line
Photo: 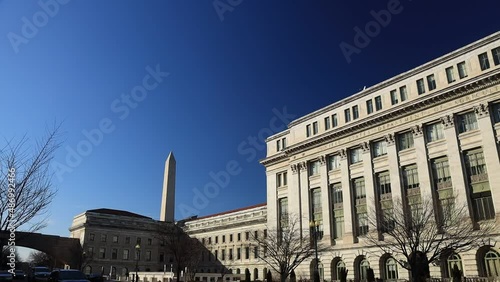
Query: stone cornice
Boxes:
[
  {"xmin": 261, "ymin": 71, "xmax": 500, "ymax": 166},
  {"xmin": 288, "ymin": 32, "xmax": 500, "ymax": 127}
]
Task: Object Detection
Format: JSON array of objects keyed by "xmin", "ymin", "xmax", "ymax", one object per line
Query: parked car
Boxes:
[
  {"xmin": 29, "ymin": 267, "xmax": 51, "ymax": 282},
  {"xmin": 13, "ymin": 271, "xmax": 25, "ymax": 280},
  {"xmin": 85, "ymin": 274, "xmax": 102, "ymax": 282},
  {"xmin": 0, "ymin": 271, "xmax": 13, "ymax": 282},
  {"xmin": 48, "ymin": 270, "xmax": 89, "ymax": 282}
]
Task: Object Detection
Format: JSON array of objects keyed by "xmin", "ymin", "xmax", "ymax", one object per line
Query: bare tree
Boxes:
[
  {"xmin": 156, "ymin": 222, "xmax": 204, "ymax": 282},
  {"xmin": 28, "ymin": 250, "xmax": 54, "ymax": 267},
  {"xmin": 250, "ymin": 216, "xmax": 317, "ymax": 282},
  {"xmin": 0, "ymin": 126, "xmax": 61, "ymax": 233},
  {"xmin": 366, "ymin": 195, "xmax": 497, "ymax": 282}
]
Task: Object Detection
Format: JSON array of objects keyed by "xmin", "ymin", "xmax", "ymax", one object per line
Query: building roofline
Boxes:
[{"xmin": 187, "ymin": 203, "xmax": 267, "ymax": 221}]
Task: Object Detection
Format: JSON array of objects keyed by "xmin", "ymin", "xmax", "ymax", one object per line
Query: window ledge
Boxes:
[
  {"xmin": 398, "ymin": 147, "xmax": 415, "ymax": 157},
  {"xmin": 458, "ymin": 129, "xmax": 480, "ymax": 139},
  {"xmin": 427, "ymin": 138, "xmax": 447, "ymax": 149}
]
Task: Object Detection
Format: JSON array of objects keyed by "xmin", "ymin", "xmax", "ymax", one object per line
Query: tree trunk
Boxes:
[{"xmin": 280, "ymin": 273, "xmax": 287, "ymax": 282}]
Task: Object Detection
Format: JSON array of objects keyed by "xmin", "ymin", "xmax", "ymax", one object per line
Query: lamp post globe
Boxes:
[{"xmin": 135, "ymin": 244, "xmax": 141, "ymax": 282}]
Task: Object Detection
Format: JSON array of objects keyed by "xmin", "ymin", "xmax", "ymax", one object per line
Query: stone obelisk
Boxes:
[{"xmin": 160, "ymin": 152, "xmax": 176, "ymax": 222}]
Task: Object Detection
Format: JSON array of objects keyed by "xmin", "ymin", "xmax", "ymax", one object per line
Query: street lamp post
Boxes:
[
  {"xmin": 135, "ymin": 244, "xmax": 141, "ymax": 282},
  {"xmin": 309, "ymin": 220, "xmax": 322, "ymax": 282}
]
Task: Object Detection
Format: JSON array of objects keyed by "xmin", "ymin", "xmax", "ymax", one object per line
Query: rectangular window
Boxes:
[
  {"xmin": 390, "ymin": 90, "xmax": 398, "ymax": 105},
  {"xmin": 356, "ymin": 211, "xmax": 368, "ymax": 236},
  {"xmin": 403, "ymin": 165, "xmax": 419, "ymax": 190},
  {"xmin": 245, "ymin": 232, "xmax": 249, "ymax": 240},
  {"xmin": 375, "ymin": 96, "xmax": 382, "ymax": 111},
  {"xmin": 254, "ymin": 231, "xmax": 258, "ymax": 239},
  {"xmin": 306, "ymin": 124, "xmax": 311, "ymax": 137},
  {"xmin": 400, "ymin": 86, "xmax": 408, "ymax": 101},
  {"xmin": 431, "ymin": 157, "xmax": 452, "ymax": 190},
  {"xmin": 281, "ymin": 138, "xmax": 286, "ymax": 150},
  {"xmin": 254, "ymin": 246, "xmax": 258, "ymax": 259},
  {"xmin": 208, "ymin": 237, "xmax": 212, "ymax": 244},
  {"xmin": 276, "ymin": 139, "xmax": 281, "ymax": 151},
  {"xmin": 458, "ymin": 112, "xmax": 478, "ymax": 133},
  {"xmin": 464, "ymin": 149, "xmax": 487, "ymax": 177},
  {"xmin": 324, "ymin": 116, "xmax": 331, "ymax": 130},
  {"xmin": 88, "ymin": 247, "xmax": 94, "ymax": 256},
  {"xmin": 352, "ymin": 105, "xmax": 359, "ymax": 119},
  {"xmin": 125, "ymin": 237, "xmax": 130, "ymax": 244},
  {"xmin": 427, "ymin": 74, "xmax": 436, "ymax": 91},
  {"xmin": 99, "ymin": 248, "xmax": 106, "ymax": 259},
  {"xmin": 493, "ymin": 103, "xmax": 500, "ymax": 123},
  {"xmin": 398, "ymin": 131, "xmax": 414, "ymax": 150},
  {"xmin": 230, "ymin": 234, "xmax": 233, "ymax": 242},
  {"xmin": 345, "ymin": 109, "xmax": 351, "ymax": 122},
  {"xmin": 330, "ymin": 183, "xmax": 344, "ymax": 239},
  {"xmin": 146, "ymin": 251, "xmax": 151, "ymax": 261},
  {"xmin": 237, "ymin": 233, "xmax": 241, "ymax": 241},
  {"xmin": 313, "ymin": 121, "xmax": 318, "ymax": 135},
  {"xmin": 417, "ymin": 78, "xmax": 426, "ymax": 94},
  {"xmin": 89, "ymin": 233, "xmax": 95, "ymax": 241},
  {"xmin": 279, "ymin": 198, "xmax": 288, "ymax": 229},
  {"xmin": 492, "ymin": 47, "xmax": 500, "ymax": 66},
  {"xmin": 373, "ymin": 140, "xmax": 387, "ymax": 157},
  {"xmin": 112, "ymin": 236, "xmax": 118, "ymax": 243},
  {"xmin": 426, "ymin": 122, "xmax": 444, "ymax": 142},
  {"xmin": 473, "ymin": 196, "xmax": 495, "ymax": 221},
  {"xmin": 101, "ymin": 234, "xmax": 107, "ymax": 242},
  {"xmin": 457, "ymin": 61, "xmax": 467, "ymax": 78},
  {"xmin": 215, "ymin": 236, "xmax": 218, "ymax": 244},
  {"xmin": 245, "ymin": 247, "xmax": 249, "ymax": 259},
  {"xmin": 328, "ymin": 154, "xmax": 340, "ymax": 170},
  {"xmin": 222, "ymin": 235, "xmax": 225, "ymax": 243},
  {"xmin": 464, "ymin": 149, "xmax": 494, "ymax": 221},
  {"xmin": 479, "ymin": 52, "xmax": 490, "ymax": 71},
  {"xmin": 123, "ymin": 249, "xmax": 129, "ymax": 260},
  {"xmin": 366, "ymin": 100, "xmax": 373, "ymax": 114},
  {"xmin": 332, "ymin": 114, "xmax": 338, "ymax": 127},
  {"xmin": 136, "ymin": 237, "xmax": 141, "ymax": 245},
  {"xmin": 237, "ymin": 248, "xmax": 241, "ymax": 260},
  {"xmin": 446, "ymin": 66, "xmax": 455, "ymax": 83},
  {"xmin": 215, "ymin": 250, "xmax": 218, "ymax": 261},
  {"xmin": 147, "ymin": 238, "xmax": 152, "ymax": 245},
  {"xmin": 229, "ymin": 249, "xmax": 233, "ymax": 260},
  {"xmin": 309, "ymin": 160, "xmax": 321, "ymax": 176},
  {"xmin": 159, "ymin": 252, "xmax": 164, "ymax": 262},
  {"xmin": 353, "ymin": 178, "xmax": 366, "ymax": 200},
  {"xmin": 221, "ymin": 249, "xmax": 225, "ymax": 260},
  {"xmin": 111, "ymin": 249, "xmax": 117, "ymax": 260},
  {"xmin": 277, "ymin": 169, "xmax": 287, "ymax": 187},
  {"xmin": 310, "ymin": 188, "xmax": 322, "ymax": 226},
  {"xmin": 377, "ymin": 172, "xmax": 391, "ymax": 195},
  {"xmin": 350, "ymin": 148, "xmax": 363, "ymax": 164}
]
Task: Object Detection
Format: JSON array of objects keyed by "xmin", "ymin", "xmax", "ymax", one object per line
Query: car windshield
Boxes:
[
  {"xmin": 59, "ymin": 271, "xmax": 87, "ymax": 280},
  {"xmin": 34, "ymin": 268, "xmax": 50, "ymax": 273}
]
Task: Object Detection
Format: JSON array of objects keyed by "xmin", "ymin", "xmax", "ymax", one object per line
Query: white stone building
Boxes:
[{"xmin": 261, "ymin": 32, "xmax": 500, "ymax": 281}]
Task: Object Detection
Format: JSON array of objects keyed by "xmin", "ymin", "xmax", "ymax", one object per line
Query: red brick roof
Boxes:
[{"xmin": 190, "ymin": 203, "xmax": 266, "ymax": 221}]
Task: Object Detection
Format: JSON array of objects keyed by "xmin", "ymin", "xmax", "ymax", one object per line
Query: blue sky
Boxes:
[{"xmin": 1, "ymin": 0, "xmax": 499, "ymax": 246}]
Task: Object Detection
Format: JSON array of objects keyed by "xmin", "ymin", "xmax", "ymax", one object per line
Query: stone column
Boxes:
[
  {"xmin": 340, "ymin": 149, "xmax": 354, "ymax": 244},
  {"xmin": 319, "ymin": 155, "xmax": 331, "ymax": 243},
  {"xmin": 441, "ymin": 114, "xmax": 470, "ymax": 213},
  {"xmin": 474, "ymin": 103, "xmax": 500, "ymax": 215},
  {"xmin": 412, "ymin": 124, "xmax": 433, "ymax": 201},
  {"xmin": 385, "ymin": 134, "xmax": 403, "ymax": 203},
  {"xmin": 289, "ymin": 163, "xmax": 301, "ymax": 228},
  {"xmin": 299, "ymin": 161, "xmax": 310, "ymax": 237},
  {"xmin": 361, "ymin": 142, "xmax": 377, "ymax": 233}
]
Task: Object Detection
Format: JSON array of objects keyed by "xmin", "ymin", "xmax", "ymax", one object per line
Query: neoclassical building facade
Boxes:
[{"xmin": 261, "ymin": 32, "xmax": 500, "ymax": 281}]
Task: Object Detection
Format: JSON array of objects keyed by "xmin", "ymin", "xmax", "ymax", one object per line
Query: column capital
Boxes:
[
  {"xmin": 291, "ymin": 164, "xmax": 299, "ymax": 174},
  {"xmin": 340, "ymin": 149, "xmax": 348, "ymax": 160},
  {"xmin": 299, "ymin": 161, "xmax": 308, "ymax": 172},
  {"xmin": 411, "ymin": 124, "xmax": 424, "ymax": 137},
  {"xmin": 319, "ymin": 155, "xmax": 327, "ymax": 166},
  {"xmin": 474, "ymin": 103, "xmax": 490, "ymax": 118},
  {"xmin": 440, "ymin": 114, "xmax": 455, "ymax": 129},
  {"xmin": 385, "ymin": 133, "xmax": 396, "ymax": 146},
  {"xmin": 361, "ymin": 142, "xmax": 370, "ymax": 153}
]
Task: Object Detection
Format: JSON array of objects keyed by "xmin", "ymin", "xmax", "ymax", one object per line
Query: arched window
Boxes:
[
  {"xmin": 359, "ymin": 259, "xmax": 370, "ymax": 281},
  {"xmin": 385, "ymin": 258, "xmax": 398, "ymax": 280},
  {"xmin": 336, "ymin": 261, "xmax": 345, "ymax": 281},
  {"xmin": 447, "ymin": 253, "xmax": 463, "ymax": 277},
  {"xmin": 236, "ymin": 269, "xmax": 240, "ymax": 274},
  {"xmin": 485, "ymin": 250, "xmax": 500, "ymax": 277},
  {"xmin": 84, "ymin": 266, "xmax": 92, "ymax": 275},
  {"xmin": 254, "ymin": 268, "xmax": 259, "ymax": 280}
]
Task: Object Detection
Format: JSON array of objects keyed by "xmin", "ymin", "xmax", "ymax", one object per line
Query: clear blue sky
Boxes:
[{"xmin": 1, "ymin": 0, "xmax": 499, "ymax": 241}]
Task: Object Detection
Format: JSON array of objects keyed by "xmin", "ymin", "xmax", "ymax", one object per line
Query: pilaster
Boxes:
[
  {"xmin": 385, "ymin": 134, "xmax": 403, "ymax": 204},
  {"xmin": 319, "ymin": 155, "xmax": 331, "ymax": 242},
  {"xmin": 299, "ymin": 161, "xmax": 310, "ymax": 237},
  {"xmin": 412, "ymin": 124, "xmax": 433, "ymax": 201},
  {"xmin": 362, "ymin": 142, "xmax": 377, "ymax": 234},
  {"xmin": 340, "ymin": 149, "xmax": 354, "ymax": 244}
]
